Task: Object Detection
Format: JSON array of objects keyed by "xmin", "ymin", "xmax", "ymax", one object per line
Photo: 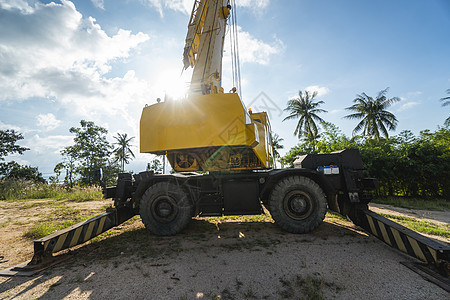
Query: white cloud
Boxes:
[
  {"xmin": 10, "ymin": 158, "xmax": 30, "ymax": 166},
  {"xmin": 237, "ymin": 0, "xmax": 270, "ymax": 9},
  {"xmin": 0, "ymin": 0, "xmax": 150, "ymax": 106},
  {"xmin": 91, "ymin": 0, "xmax": 104, "ymax": 9},
  {"xmin": 143, "ymin": 0, "xmax": 270, "ymax": 16},
  {"xmin": 143, "ymin": 0, "xmax": 193, "ymax": 16},
  {"xmin": 398, "ymin": 101, "xmax": 420, "ymax": 112},
  {"xmin": 224, "ymin": 26, "xmax": 284, "ymax": 65},
  {"xmin": 407, "ymin": 91, "xmax": 422, "ymax": 97},
  {"xmin": 36, "ymin": 113, "xmax": 61, "ymax": 131},
  {"xmin": 30, "ymin": 134, "xmax": 74, "ymax": 154},
  {"xmin": 0, "ymin": 0, "xmax": 34, "ymax": 13},
  {"xmin": 305, "ymin": 85, "xmax": 330, "ymax": 97},
  {"xmin": 287, "ymin": 86, "xmax": 330, "ymax": 101},
  {"xmin": 0, "ymin": 121, "xmax": 21, "ymax": 131}
]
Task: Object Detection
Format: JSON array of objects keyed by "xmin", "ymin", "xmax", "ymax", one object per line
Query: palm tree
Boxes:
[
  {"xmin": 283, "ymin": 90, "xmax": 327, "ymax": 141},
  {"xmin": 271, "ymin": 133, "xmax": 284, "ymax": 159},
  {"xmin": 441, "ymin": 89, "xmax": 450, "ymax": 126},
  {"xmin": 344, "ymin": 88, "xmax": 400, "ymax": 141},
  {"xmin": 113, "ymin": 133, "xmax": 135, "ymax": 172},
  {"xmin": 271, "ymin": 133, "xmax": 284, "ymax": 168}
]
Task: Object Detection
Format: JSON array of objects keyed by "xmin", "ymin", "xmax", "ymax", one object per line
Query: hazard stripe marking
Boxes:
[
  {"xmin": 427, "ymin": 246, "xmax": 437, "ymax": 263},
  {"xmin": 83, "ymin": 221, "xmax": 96, "ymax": 242},
  {"xmin": 359, "ymin": 209, "xmax": 450, "ymax": 267},
  {"xmin": 96, "ymin": 216, "xmax": 106, "ymax": 236},
  {"xmin": 407, "ymin": 236, "xmax": 426, "ymax": 262},
  {"xmin": 378, "ymin": 220, "xmax": 392, "ymax": 246},
  {"xmin": 401, "ymin": 232, "xmax": 415, "ymax": 257},
  {"xmin": 418, "ymin": 242, "xmax": 435, "ymax": 264},
  {"xmin": 70, "ymin": 226, "xmax": 83, "ymax": 247},
  {"xmin": 53, "ymin": 232, "xmax": 69, "ymax": 252},
  {"xmin": 385, "ymin": 222, "xmax": 399, "ymax": 249},
  {"xmin": 391, "ymin": 228, "xmax": 407, "ymax": 253},
  {"xmin": 43, "ymin": 240, "xmax": 51, "ymax": 251},
  {"xmin": 367, "ymin": 215, "xmax": 377, "ymax": 237}
]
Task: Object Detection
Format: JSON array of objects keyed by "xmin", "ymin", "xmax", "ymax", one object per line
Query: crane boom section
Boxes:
[
  {"xmin": 183, "ymin": 0, "xmax": 209, "ymax": 69},
  {"xmin": 184, "ymin": 0, "xmax": 230, "ymax": 96},
  {"xmin": 140, "ymin": 0, "xmax": 274, "ymax": 172}
]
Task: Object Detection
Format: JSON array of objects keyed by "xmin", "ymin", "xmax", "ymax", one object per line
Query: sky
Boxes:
[{"xmin": 0, "ymin": 0, "xmax": 449, "ymax": 180}]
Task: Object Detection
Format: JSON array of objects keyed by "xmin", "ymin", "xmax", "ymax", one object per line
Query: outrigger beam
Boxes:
[
  {"xmin": 0, "ymin": 206, "xmax": 135, "ymax": 276},
  {"xmin": 355, "ymin": 209, "xmax": 450, "ymax": 291}
]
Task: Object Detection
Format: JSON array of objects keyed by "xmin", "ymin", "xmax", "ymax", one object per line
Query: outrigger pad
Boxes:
[
  {"xmin": 401, "ymin": 261, "xmax": 450, "ymax": 293},
  {"xmin": 0, "ymin": 255, "xmax": 70, "ymax": 277}
]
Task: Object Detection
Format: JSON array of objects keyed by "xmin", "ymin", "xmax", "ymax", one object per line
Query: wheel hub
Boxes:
[
  {"xmin": 156, "ymin": 201, "xmax": 173, "ymax": 218},
  {"xmin": 284, "ymin": 190, "xmax": 313, "ymax": 220},
  {"xmin": 290, "ymin": 196, "xmax": 307, "ymax": 213},
  {"xmin": 151, "ymin": 196, "xmax": 178, "ymax": 223}
]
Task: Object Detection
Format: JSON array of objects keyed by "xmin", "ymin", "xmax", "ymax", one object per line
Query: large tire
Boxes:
[
  {"xmin": 140, "ymin": 182, "xmax": 193, "ymax": 236},
  {"xmin": 269, "ymin": 176, "xmax": 327, "ymax": 233}
]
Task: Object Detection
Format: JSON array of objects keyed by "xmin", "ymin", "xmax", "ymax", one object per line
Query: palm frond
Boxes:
[{"xmin": 345, "ymin": 88, "xmax": 399, "ymax": 140}]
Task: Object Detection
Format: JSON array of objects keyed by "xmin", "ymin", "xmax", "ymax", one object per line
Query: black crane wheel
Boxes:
[
  {"xmin": 269, "ymin": 176, "xmax": 327, "ymax": 233},
  {"xmin": 140, "ymin": 182, "xmax": 193, "ymax": 236}
]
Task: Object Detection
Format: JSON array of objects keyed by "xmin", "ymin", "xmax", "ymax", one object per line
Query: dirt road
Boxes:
[{"xmin": 0, "ymin": 199, "xmax": 448, "ymax": 299}]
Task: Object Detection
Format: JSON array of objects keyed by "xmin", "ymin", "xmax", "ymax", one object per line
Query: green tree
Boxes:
[
  {"xmin": 441, "ymin": 89, "xmax": 450, "ymax": 126},
  {"xmin": 148, "ymin": 158, "xmax": 162, "ymax": 173},
  {"xmin": 0, "ymin": 130, "xmax": 28, "ymax": 161},
  {"xmin": 283, "ymin": 90, "xmax": 327, "ymax": 145},
  {"xmin": 344, "ymin": 88, "xmax": 400, "ymax": 141},
  {"xmin": 271, "ymin": 133, "xmax": 284, "ymax": 158},
  {"xmin": 66, "ymin": 120, "xmax": 112, "ymax": 185},
  {"xmin": 279, "ymin": 143, "xmax": 313, "ymax": 168},
  {"xmin": 315, "ymin": 122, "xmax": 355, "ymax": 153},
  {"xmin": 53, "ymin": 162, "xmax": 64, "ymax": 184},
  {"xmin": 113, "ymin": 133, "xmax": 135, "ymax": 172},
  {"xmin": 0, "ymin": 130, "xmax": 45, "ymax": 183},
  {"xmin": 0, "ymin": 161, "xmax": 46, "ymax": 183},
  {"xmin": 271, "ymin": 133, "xmax": 284, "ymax": 168},
  {"xmin": 59, "ymin": 146, "xmax": 77, "ymax": 187},
  {"xmin": 280, "ymin": 122, "xmax": 357, "ymax": 168},
  {"xmin": 101, "ymin": 159, "xmax": 122, "ymax": 186}
]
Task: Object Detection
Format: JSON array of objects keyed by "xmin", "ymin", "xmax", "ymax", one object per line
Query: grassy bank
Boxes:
[
  {"xmin": 379, "ymin": 213, "xmax": 450, "ymax": 238},
  {"xmin": 372, "ymin": 197, "xmax": 449, "ymax": 211},
  {"xmin": 23, "ymin": 204, "xmax": 108, "ymax": 239},
  {"xmin": 0, "ymin": 179, "xmax": 102, "ymax": 201}
]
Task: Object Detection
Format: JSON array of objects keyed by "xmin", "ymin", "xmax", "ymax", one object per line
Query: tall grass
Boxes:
[{"xmin": 0, "ymin": 178, "xmax": 102, "ymax": 201}]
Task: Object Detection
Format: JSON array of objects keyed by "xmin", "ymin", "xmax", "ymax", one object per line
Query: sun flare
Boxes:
[{"xmin": 155, "ymin": 69, "xmax": 192, "ymax": 101}]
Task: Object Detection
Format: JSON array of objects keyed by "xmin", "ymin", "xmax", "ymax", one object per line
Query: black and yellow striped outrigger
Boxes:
[
  {"xmin": 0, "ymin": 207, "xmax": 135, "ymax": 276},
  {"xmin": 1, "ymin": 202, "xmax": 448, "ymax": 280},
  {"xmin": 356, "ymin": 209, "xmax": 450, "ymax": 276}
]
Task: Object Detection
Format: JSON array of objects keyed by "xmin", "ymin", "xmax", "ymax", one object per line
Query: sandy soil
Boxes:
[{"xmin": 0, "ymin": 199, "xmax": 448, "ymax": 299}]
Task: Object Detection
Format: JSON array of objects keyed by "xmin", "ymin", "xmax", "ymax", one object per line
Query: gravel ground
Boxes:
[{"xmin": 0, "ymin": 200, "xmax": 449, "ymax": 299}]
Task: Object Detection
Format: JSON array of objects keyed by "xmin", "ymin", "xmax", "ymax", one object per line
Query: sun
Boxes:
[{"xmin": 155, "ymin": 68, "xmax": 192, "ymax": 101}]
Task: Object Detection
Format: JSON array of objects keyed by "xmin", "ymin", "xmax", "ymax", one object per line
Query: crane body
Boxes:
[{"xmin": 3, "ymin": 0, "xmax": 448, "ymax": 281}]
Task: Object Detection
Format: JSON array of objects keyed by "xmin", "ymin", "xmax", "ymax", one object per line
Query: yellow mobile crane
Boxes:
[
  {"xmin": 140, "ymin": 0, "xmax": 274, "ymax": 172},
  {"xmin": 2, "ymin": 0, "xmax": 448, "ymax": 284}
]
